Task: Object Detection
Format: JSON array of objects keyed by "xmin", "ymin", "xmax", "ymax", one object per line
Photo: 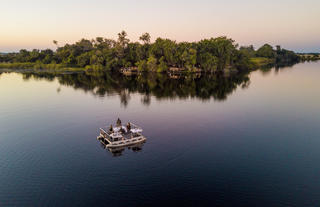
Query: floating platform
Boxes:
[{"xmin": 97, "ymin": 122, "xmax": 146, "ymax": 148}]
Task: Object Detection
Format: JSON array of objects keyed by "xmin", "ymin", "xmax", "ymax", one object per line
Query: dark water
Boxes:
[{"xmin": 0, "ymin": 62, "xmax": 320, "ymax": 206}]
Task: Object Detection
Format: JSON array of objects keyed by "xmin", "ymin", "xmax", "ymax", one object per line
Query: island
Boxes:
[{"xmin": 0, "ymin": 31, "xmax": 318, "ymax": 75}]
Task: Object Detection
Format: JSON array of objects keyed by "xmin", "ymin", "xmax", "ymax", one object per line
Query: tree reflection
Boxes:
[
  {"xmin": 21, "ymin": 71, "xmax": 252, "ymax": 106},
  {"xmin": 259, "ymin": 62, "xmax": 296, "ymax": 76}
]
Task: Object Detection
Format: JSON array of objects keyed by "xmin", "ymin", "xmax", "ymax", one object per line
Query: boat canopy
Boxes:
[
  {"xmin": 113, "ymin": 126, "xmax": 127, "ymax": 133},
  {"xmin": 130, "ymin": 123, "xmax": 143, "ymax": 132},
  {"xmin": 131, "ymin": 128, "xmax": 142, "ymax": 133}
]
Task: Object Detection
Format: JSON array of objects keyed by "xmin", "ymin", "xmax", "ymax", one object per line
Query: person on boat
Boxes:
[
  {"xmin": 116, "ymin": 118, "xmax": 122, "ymax": 127},
  {"xmin": 120, "ymin": 127, "xmax": 126, "ymax": 134},
  {"xmin": 127, "ymin": 122, "xmax": 131, "ymax": 131},
  {"xmin": 109, "ymin": 124, "xmax": 114, "ymax": 133}
]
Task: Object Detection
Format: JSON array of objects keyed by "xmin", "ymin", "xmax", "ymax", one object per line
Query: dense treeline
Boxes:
[
  {"xmin": 240, "ymin": 44, "xmax": 300, "ymax": 65},
  {"xmin": 0, "ymin": 31, "xmax": 301, "ymax": 73}
]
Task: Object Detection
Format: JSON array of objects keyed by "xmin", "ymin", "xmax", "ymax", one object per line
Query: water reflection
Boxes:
[
  {"xmin": 259, "ymin": 62, "xmax": 298, "ymax": 76},
  {"xmin": 98, "ymin": 138, "xmax": 145, "ymax": 157},
  {"xmin": 20, "ymin": 71, "xmax": 251, "ymax": 107}
]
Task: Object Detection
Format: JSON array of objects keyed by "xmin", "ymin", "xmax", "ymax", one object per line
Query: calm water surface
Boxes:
[{"xmin": 0, "ymin": 62, "xmax": 320, "ymax": 206}]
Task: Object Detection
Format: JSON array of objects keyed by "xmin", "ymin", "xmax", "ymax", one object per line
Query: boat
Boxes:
[{"xmin": 97, "ymin": 119, "xmax": 147, "ymax": 148}]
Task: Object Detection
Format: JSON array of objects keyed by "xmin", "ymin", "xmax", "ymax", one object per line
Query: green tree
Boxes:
[
  {"xmin": 77, "ymin": 52, "xmax": 91, "ymax": 67},
  {"xmin": 136, "ymin": 60, "xmax": 147, "ymax": 71},
  {"xmin": 139, "ymin": 33, "xmax": 151, "ymax": 44},
  {"xmin": 53, "ymin": 40, "xmax": 58, "ymax": 50},
  {"xmin": 116, "ymin": 31, "xmax": 130, "ymax": 60},
  {"xmin": 198, "ymin": 52, "xmax": 218, "ymax": 72},
  {"xmin": 256, "ymin": 44, "xmax": 275, "ymax": 58},
  {"xmin": 157, "ymin": 56, "xmax": 168, "ymax": 72},
  {"xmin": 117, "ymin": 31, "xmax": 129, "ymax": 48},
  {"xmin": 181, "ymin": 48, "xmax": 197, "ymax": 70},
  {"xmin": 239, "ymin": 45, "xmax": 255, "ymax": 57},
  {"xmin": 147, "ymin": 56, "xmax": 158, "ymax": 71}
]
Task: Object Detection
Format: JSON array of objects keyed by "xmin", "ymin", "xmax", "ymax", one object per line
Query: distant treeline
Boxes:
[
  {"xmin": 0, "ymin": 31, "xmax": 301, "ymax": 72},
  {"xmin": 297, "ymin": 53, "xmax": 320, "ymax": 61}
]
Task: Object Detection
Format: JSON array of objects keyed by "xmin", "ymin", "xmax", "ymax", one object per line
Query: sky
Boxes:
[{"xmin": 0, "ymin": 0, "xmax": 319, "ymax": 52}]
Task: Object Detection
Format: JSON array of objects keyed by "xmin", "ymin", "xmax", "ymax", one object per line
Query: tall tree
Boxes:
[
  {"xmin": 139, "ymin": 33, "xmax": 151, "ymax": 44},
  {"xmin": 53, "ymin": 40, "xmax": 59, "ymax": 50},
  {"xmin": 256, "ymin": 44, "xmax": 275, "ymax": 58}
]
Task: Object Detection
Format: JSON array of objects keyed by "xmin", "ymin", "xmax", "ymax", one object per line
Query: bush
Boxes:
[
  {"xmin": 136, "ymin": 60, "xmax": 148, "ymax": 71},
  {"xmin": 147, "ymin": 56, "xmax": 158, "ymax": 71},
  {"xmin": 157, "ymin": 57, "xmax": 168, "ymax": 72}
]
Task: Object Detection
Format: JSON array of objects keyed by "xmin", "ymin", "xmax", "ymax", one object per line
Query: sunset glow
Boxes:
[{"xmin": 1, "ymin": 0, "xmax": 319, "ymax": 52}]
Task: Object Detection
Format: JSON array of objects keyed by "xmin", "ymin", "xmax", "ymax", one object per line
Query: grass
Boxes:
[
  {"xmin": 0, "ymin": 62, "xmax": 86, "ymax": 73},
  {"xmin": 250, "ymin": 57, "xmax": 275, "ymax": 67}
]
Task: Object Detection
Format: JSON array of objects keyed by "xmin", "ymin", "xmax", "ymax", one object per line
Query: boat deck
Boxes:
[{"xmin": 103, "ymin": 130, "xmax": 137, "ymax": 140}]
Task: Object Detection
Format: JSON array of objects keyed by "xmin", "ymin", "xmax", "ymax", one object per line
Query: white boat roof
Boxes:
[{"xmin": 102, "ymin": 122, "xmax": 143, "ymax": 133}]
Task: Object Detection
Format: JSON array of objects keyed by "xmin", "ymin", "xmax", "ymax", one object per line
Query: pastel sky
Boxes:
[{"xmin": 1, "ymin": 0, "xmax": 319, "ymax": 52}]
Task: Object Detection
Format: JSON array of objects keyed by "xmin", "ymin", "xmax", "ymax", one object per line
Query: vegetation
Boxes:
[
  {"xmin": 0, "ymin": 31, "xmax": 301, "ymax": 73},
  {"xmin": 298, "ymin": 53, "xmax": 320, "ymax": 61},
  {"xmin": 240, "ymin": 44, "xmax": 301, "ymax": 68},
  {"xmin": 250, "ymin": 57, "xmax": 274, "ymax": 66},
  {"xmin": 0, "ymin": 62, "xmax": 81, "ymax": 70}
]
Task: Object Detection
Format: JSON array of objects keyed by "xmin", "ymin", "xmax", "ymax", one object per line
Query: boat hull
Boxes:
[{"xmin": 97, "ymin": 135, "xmax": 146, "ymax": 148}]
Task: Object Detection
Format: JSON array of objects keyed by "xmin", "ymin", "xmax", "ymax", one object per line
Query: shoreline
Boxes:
[
  {"xmin": 1, "ymin": 58, "xmax": 315, "ymax": 75},
  {"xmin": 0, "ymin": 67, "xmax": 86, "ymax": 74}
]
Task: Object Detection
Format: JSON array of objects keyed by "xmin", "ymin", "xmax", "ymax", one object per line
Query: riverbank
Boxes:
[
  {"xmin": 0, "ymin": 57, "xmax": 307, "ymax": 75},
  {"xmin": 0, "ymin": 62, "xmax": 86, "ymax": 73},
  {"xmin": 119, "ymin": 57, "xmax": 277, "ymax": 75},
  {"xmin": 0, "ymin": 63, "xmax": 86, "ymax": 74},
  {"xmin": 250, "ymin": 57, "xmax": 275, "ymax": 66}
]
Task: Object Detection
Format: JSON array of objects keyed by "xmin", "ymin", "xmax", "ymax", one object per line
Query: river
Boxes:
[{"xmin": 0, "ymin": 62, "xmax": 319, "ymax": 206}]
